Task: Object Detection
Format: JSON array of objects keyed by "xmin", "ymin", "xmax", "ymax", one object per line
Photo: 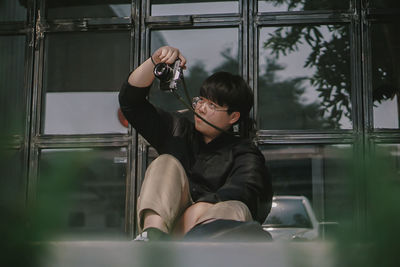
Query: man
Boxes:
[{"xmin": 119, "ymin": 46, "xmax": 273, "ymax": 241}]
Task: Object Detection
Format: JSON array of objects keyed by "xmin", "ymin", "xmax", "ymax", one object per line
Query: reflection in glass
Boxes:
[
  {"xmin": 258, "ymin": 25, "xmax": 352, "ymax": 130},
  {"xmin": 0, "ymin": 0, "xmax": 27, "ymax": 22},
  {"xmin": 0, "ymin": 35, "xmax": 26, "ymax": 136},
  {"xmin": 371, "ymin": 22, "xmax": 400, "ymax": 129},
  {"xmin": 260, "ymin": 145, "xmax": 352, "ymax": 225},
  {"xmin": 150, "ymin": 28, "xmax": 238, "ymax": 112},
  {"xmin": 43, "ymin": 32, "xmax": 130, "ymax": 134},
  {"xmin": 46, "ymin": 0, "xmax": 131, "ymax": 20},
  {"xmin": 151, "ymin": 0, "xmax": 238, "ymax": 16},
  {"xmin": 39, "ymin": 148, "xmax": 127, "ymax": 239},
  {"xmin": 258, "ymin": 0, "xmax": 349, "ymax": 12},
  {"xmin": 264, "ymin": 198, "xmax": 312, "ymax": 228}
]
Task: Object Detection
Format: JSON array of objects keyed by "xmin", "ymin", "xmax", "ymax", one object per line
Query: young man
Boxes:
[{"xmin": 119, "ymin": 46, "xmax": 273, "ymax": 241}]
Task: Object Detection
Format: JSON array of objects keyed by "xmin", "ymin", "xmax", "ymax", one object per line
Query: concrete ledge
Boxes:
[{"xmin": 43, "ymin": 241, "xmax": 335, "ymax": 267}]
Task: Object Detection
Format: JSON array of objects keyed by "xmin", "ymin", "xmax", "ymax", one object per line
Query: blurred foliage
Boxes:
[
  {"xmin": 0, "ymin": 140, "xmax": 88, "ymax": 267},
  {"xmin": 333, "ymin": 148, "xmax": 400, "ymax": 267}
]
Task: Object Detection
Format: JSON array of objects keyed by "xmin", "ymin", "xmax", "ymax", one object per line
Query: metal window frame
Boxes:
[{"xmin": 1, "ymin": 0, "xmax": 398, "ymax": 240}]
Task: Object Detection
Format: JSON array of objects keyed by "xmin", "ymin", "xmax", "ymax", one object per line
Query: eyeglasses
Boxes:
[{"xmin": 192, "ymin": 96, "xmax": 229, "ymax": 115}]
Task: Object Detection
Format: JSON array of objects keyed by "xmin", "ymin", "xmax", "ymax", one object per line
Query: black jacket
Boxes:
[{"xmin": 119, "ymin": 79, "xmax": 273, "ymax": 223}]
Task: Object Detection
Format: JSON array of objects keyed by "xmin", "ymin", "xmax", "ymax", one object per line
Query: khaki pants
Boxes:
[{"xmin": 137, "ymin": 154, "xmax": 252, "ymax": 233}]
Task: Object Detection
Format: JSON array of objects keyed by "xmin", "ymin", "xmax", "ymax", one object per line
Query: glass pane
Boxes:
[
  {"xmin": 38, "ymin": 148, "xmax": 127, "ymax": 239},
  {"xmin": 261, "ymin": 144, "xmax": 353, "ymax": 237},
  {"xmin": 371, "ymin": 22, "xmax": 400, "ymax": 129},
  {"xmin": 0, "ymin": 35, "xmax": 26, "ymax": 136},
  {"xmin": 369, "ymin": 0, "xmax": 400, "ymax": 8},
  {"xmin": 258, "ymin": 25, "xmax": 352, "ymax": 130},
  {"xmin": 0, "ymin": 149, "xmax": 25, "ymax": 209},
  {"xmin": 151, "ymin": 0, "xmax": 238, "ymax": 16},
  {"xmin": 375, "ymin": 144, "xmax": 400, "ymax": 174},
  {"xmin": 0, "ymin": 0, "xmax": 26, "ymax": 22},
  {"xmin": 46, "ymin": 0, "xmax": 131, "ymax": 20},
  {"xmin": 150, "ymin": 28, "xmax": 239, "ymax": 112},
  {"xmin": 258, "ymin": 0, "xmax": 350, "ymax": 12},
  {"xmin": 42, "ymin": 32, "xmax": 130, "ymax": 134}
]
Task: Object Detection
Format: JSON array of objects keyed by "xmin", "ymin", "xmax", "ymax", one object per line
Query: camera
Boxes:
[{"xmin": 153, "ymin": 60, "xmax": 183, "ymax": 91}]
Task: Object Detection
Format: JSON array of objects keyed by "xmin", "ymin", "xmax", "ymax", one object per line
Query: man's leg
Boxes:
[
  {"xmin": 173, "ymin": 200, "xmax": 253, "ymax": 236},
  {"xmin": 196, "ymin": 200, "xmax": 253, "ymax": 225},
  {"xmin": 137, "ymin": 154, "xmax": 192, "ymax": 235}
]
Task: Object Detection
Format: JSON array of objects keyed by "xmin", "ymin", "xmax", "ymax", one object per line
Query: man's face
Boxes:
[{"xmin": 192, "ymin": 97, "xmax": 240, "ymax": 143}]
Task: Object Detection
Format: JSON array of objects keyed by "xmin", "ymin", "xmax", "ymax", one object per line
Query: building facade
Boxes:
[{"xmin": 1, "ymin": 0, "xmax": 399, "ymax": 239}]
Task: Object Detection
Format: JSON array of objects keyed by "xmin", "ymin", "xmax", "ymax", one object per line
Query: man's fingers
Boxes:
[
  {"xmin": 164, "ymin": 49, "xmax": 175, "ymax": 63},
  {"xmin": 179, "ymin": 54, "xmax": 187, "ymax": 67},
  {"xmin": 153, "ymin": 46, "xmax": 186, "ymax": 67},
  {"xmin": 165, "ymin": 50, "xmax": 179, "ymax": 64}
]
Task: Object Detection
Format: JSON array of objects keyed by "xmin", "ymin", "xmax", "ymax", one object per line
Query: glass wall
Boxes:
[
  {"xmin": 151, "ymin": 0, "xmax": 239, "ymax": 16},
  {"xmin": 0, "ymin": 149, "xmax": 25, "ymax": 208},
  {"xmin": 261, "ymin": 144, "xmax": 353, "ymax": 224},
  {"xmin": 38, "ymin": 148, "xmax": 127, "ymax": 239},
  {"xmin": 150, "ymin": 28, "xmax": 239, "ymax": 112},
  {"xmin": 258, "ymin": 0, "xmax": 350, "ymax": 12},
  {"xmin": 371, "ymin": 22, "xmax": 400, "ymax": 129},
  {"xmin": 0, "ymin": 0, "xmax": 27, "ymax": 22},
  {"xmin": 2, "ymin": 0, "xmax": 399, "ymax": 241},
  {"xmin": 46, "ymin": 0, "xmax": 132, "ymax": 20},
  {"xmin": 0, "ymin": 35, "xmax": 27, "ymax": 136},
  {"xmin": 42, "ymin": 31, "xmax": 130, "ymax": 134},
  {"xmin": 258, "ymin": 25, "xmax": 352, "ymax": 130}
]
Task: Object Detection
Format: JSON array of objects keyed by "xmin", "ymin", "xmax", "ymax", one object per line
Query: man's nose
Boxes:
[{"xmin": 198, "ymin": 103, "xmax": 207, "ymax": 114}]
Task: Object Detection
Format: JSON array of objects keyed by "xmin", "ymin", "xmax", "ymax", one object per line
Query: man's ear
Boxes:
[{"xmin": 229, "ymin": 111, "xmax": 240, "ymax": 125}]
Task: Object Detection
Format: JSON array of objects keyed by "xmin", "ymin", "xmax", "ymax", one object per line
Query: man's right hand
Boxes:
[
  {"xmin": 128, "ymin": 46, "xmax": 186, "ymax": 87},
  {"xmin": 152, "ymin": 46, "xmax": 187, "ymax": 68}
]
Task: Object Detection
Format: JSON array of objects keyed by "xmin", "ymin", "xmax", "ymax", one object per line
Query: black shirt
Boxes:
[{"xmin": 119, "ymin": 79, "xmax": 273, "ymax": 223}]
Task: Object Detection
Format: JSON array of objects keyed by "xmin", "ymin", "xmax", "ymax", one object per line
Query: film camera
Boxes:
[{"xmin": 153, "ymin": 60, "xmax": 183, "ymax": 91}]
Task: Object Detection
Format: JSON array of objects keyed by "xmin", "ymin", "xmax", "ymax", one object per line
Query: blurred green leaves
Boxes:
[
  {"xmin": 334, "ymin": 148, "xmax": 400, "ymax": 267},
  {"xmin": 0, "ymin": 147, "xmax": 88, "ymax": 267}
]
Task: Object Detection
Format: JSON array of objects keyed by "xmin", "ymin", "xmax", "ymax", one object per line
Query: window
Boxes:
[
  {"xmin": 42, "ymin": 31, "xmax": 130, "ymax": 135},
  {"xmin": 260, "ymin": 144, "xmax": 353, "ymax": 223},
  {"xmin": 258, "ymin": 25, "xmax": 352, "ymax": 130},
  {"xmin": 371, "ymin": 22, "xmax": 400, "ymax": 129},
  {"xmin": 2, "ymin": 0, "xmax": 399, "ymax": 241},
  {"xmin": 150, "ymin": 0, "xmax": 239, "ymax": 16},
  {"xmin": 46, "ymin": 0, "xmax": 132, "ymax": 20},
  {"xmin": 38, "ymin": 148, "xmax": 127, "ymax": 238},
  {"xmin": 0, "ymin": 35, "xmax": 26, "ymax": 136},
  {"xmin": 258, "ymin": 0, "xmax": 350, "ymax": 12},
  {"xmin": 0, "ymin": 0, "xmax": 27, "ymax": 22}
]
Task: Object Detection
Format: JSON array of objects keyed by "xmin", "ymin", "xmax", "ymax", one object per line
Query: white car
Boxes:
[{"xmin": 262, "ymin": 196, "xmax": 320, "ymax": 241}]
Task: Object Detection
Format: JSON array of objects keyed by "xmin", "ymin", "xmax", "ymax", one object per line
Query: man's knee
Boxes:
[
  {"xmin": 196, "ymin": 200, "xmax": 253, "ymax": 224},
  {"xmin": 149, "ymin": 154, "xmax": 181, "ymax": 168}
]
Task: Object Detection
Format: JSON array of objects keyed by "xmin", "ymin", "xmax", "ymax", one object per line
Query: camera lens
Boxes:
[{"xmin": 154, "ymin": 63, "xmax": 172, "ymax": 81}]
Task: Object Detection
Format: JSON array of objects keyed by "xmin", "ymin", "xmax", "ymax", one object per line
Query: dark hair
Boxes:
[{"xmin": 199, "ymin": 71, "xmax": 255, "ymax": 137}]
